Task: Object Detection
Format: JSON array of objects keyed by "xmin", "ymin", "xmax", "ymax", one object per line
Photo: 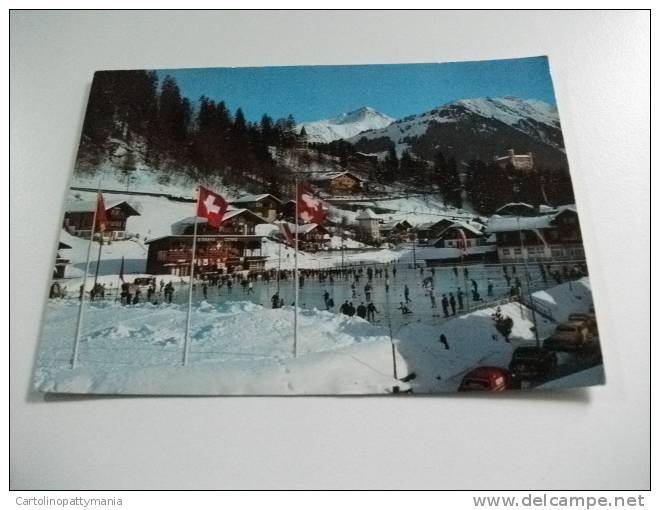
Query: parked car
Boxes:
[
  {"xmin": 543, "ymin": 321, "xmax": 590, "ymax": 352},
  {"xmin": 133, "ymin": 276, "xmax": 156, "ymax": 287},
  {"xmin": 567, "ymin": 312, "xmax": 597, "ymax": 333},
  {"xmin": 509, "ymin": 346, "xmax": 557, "ymax": 382},
  {"xmin": 458, "ymin": 367, "xmax": 513, "ymax": 392}
]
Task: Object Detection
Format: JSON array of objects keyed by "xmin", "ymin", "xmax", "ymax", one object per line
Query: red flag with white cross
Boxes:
[
  {"xmin": 297, "ymin": 185, "xmax": 326, "ymax": 225},
  {"xmin": 95, "ymin": 192, "xmax": 107, "ymax": 233},
  {"xmin": 196, "ymin": 186, "xmax": 228, "ymax": 228}
]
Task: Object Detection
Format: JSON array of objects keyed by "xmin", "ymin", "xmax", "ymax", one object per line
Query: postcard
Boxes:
[{"xmin": 34, "ymin": 57, "xmax": 604, "ymax": 394}]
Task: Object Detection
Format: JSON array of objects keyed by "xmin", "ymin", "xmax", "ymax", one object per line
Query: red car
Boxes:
[{"xmin": 458, "ymin": 366, "xmax": 513, "ymax": 392}]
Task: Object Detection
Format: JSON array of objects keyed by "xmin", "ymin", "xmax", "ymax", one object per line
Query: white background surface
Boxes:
[{"xmin": 10, "ymin": 10, "xmax": 650, "ymax": 489}]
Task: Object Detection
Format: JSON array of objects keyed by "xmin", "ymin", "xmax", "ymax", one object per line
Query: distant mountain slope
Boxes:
[
  {"xmin": 299, "ymin": 107, "xmax": 395, "ymax": 143},
  {"xmin": 349, "ymin": 97, "xmax": 568, "ymax": 168}
]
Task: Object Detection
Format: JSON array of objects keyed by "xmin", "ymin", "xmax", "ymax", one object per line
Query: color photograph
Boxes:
[{"xmin": 33, "ymin": 57, "xmax": 604, "ymax": 395}]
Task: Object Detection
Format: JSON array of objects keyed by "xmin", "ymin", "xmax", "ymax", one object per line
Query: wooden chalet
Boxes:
[
  {"xmin": 487, "ymin": 207, "xmax": 584, "ymax": 263},
  {"xmin": 63, "ymin": 199, "xmax": 140, "ymax": 240},
  {"xmin": 145, "ymin": 209, "xmax": 269, "ymax": 275},
  {"xmin": 379, "ymin": 219, "xmax": 412, "ymax": 244},
  {"xmin": 229, "ymin": 194, "xmax": 282, "ymax": 222},
  {"xmin": 429, "ymin": 221, "xmax": 485, "ymax": 249},
  {"xmin": 308, "ymin": 171, "xmax": 363, "ymax": 194},
  {"xmin": 415, "ymin": 218, "xmax": 455, "ymax": 243},
  {"xmin": 279, "ymin": 222, "xmax": 331, "ymax": 252}
]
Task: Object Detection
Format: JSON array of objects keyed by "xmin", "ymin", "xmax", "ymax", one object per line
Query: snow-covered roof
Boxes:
[
  {"xmin": 170, "ymin": 209, "xmax": 268, "ymax": 235},
  {"xmin": 64, "ymin": 199, "xmax": 140, "ymax": 215},
  {"xmin": 486, "ymin": 215, "xmax": 555, "ymax": 233},
  {"xmin": 416, "ymin": 218, "xmax": 454, "ymax": 230},
  {"xmin": 448, "ymin": 221, "xmax": 484, "ymax": 236},
  {"xmin": 429, "ymin": 221, "xmax": 484, "ymax": 244},
  {"xmin": 379, "ymin": 219, "xmax": 411, "ymax": 231},
  {"xmin": 308, "ymin": 171, "xmax": 362, "ymax": 183},
  {"xmin": 494, "ymin": 153, "xmax": 532, "ymax": 162},
  {"xmin": 280, "ymin": 222, "xmax": 327, "ymax": 235},
  {"xmin": 356, "ymin": 208, "xmax": 378, "ymax": 220},
  {"xmin": 229, "ymin": 193, "xmax": 282, "ymax": 204},
  {"xmin": 495, "ymin": 202, "xmax": 535, "ymax": 214}
]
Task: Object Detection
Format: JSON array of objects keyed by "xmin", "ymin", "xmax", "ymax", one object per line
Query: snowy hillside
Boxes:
[
  {"xmin": 299, "ymin": 106, "xmax": 394, "ymax": 143},
  {"xmin": 347, "ymin": 97, "xmax": 566, "ymax": 166},
  {"xmin": 455, "ymin": 97, "xmax": 560, "ymax": 131}
]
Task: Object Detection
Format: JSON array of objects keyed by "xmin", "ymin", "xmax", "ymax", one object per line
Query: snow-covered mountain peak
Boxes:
[
  {"xmin": 452, "ymin": 97, "xmax": 560, "ymax": 128},
  {"xmin": 347, "ymin": 96, "xmax": 565, "ymax": 161},
  {"xmin": 299, "ymin": 107, "xmax": 395, "ymax": 143}
]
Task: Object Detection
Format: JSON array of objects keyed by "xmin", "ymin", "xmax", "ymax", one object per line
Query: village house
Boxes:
[
  {"xmin": 229, "ymin": 194, "xmax": 282, "ymax": 222},
  {"xmin": 415, "ymin": 218, "xmax": 456, "ymax": 243},
  {"xmin": 379, "ymin": 219, "xmax": 412, "ymax": 244},
  {"xmin": 279, "ymin": 222, "xmax": 331, "ymax": 252},
  {"xmin": 63, "ymin": 199, "xmax": 140, "ymax": 240},
  {"xmin": 429, "ymin": 221, "xmax": 486, "ymax": 249},
  {"xmin": 493, "ymin": 149, "xmax": 534, "ymax": 173},
  {"xmin": 145, "ymin": 209, "xmax": 269, "ymax": 276},
  {"xmin": 486, "ymin": 207, "xmax": 584, "ymax": 263},
  {"xmin": 356, "ymin": 208, "xmax": 380, "ymax": 242},
  {"xmin": 308, "ymin": 171, "xmax": 363, "ymax": 195}
]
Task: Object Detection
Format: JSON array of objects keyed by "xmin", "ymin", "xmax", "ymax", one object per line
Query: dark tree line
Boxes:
[
  {"xmin": 465, "ymin": 159, "xmax": 575, "ymax": 215},
  {"xmin": 76, "ymin": 70, "xmax": 303, "ymax": 195}
]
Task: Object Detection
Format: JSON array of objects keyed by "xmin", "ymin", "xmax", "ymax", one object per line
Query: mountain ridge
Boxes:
[{"xmin": 298, "ymin": 106, "xmax": 395, "ymax": 144}]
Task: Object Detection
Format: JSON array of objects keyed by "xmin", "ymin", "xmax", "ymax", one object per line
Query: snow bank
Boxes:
[{"xmin": 33, "ymin": 300, "xmax": 408, "ymax": 395}]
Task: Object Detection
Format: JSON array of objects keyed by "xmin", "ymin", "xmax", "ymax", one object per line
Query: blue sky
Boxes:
[{"xmin": 156, "ymin": 56, "xmax": 556, "ymax": 123}]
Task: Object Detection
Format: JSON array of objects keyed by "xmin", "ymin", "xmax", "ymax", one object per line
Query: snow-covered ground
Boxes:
[
  {"xmin": 34, "ymin": 300, "xmax": 406, "ymax": 395},
  {"xmin": 34, "ymin": 277, "xmax": 602, "ymax": 395}
]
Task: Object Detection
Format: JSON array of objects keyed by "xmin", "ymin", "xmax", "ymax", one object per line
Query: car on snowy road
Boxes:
[
  {"xmin": 458, "ymin": 366, "xmax": 513, "ymax": 392},
  {"xmin": 508, "ymin": 346, "xmax": 557, "ymax": 382},
  {"xmin": 543, "ymin": 321, "xmax": 590, "ymax": 352},
  {"xmin": 567, "ymin": 312, "xmax": 597, "ymax": 333}
]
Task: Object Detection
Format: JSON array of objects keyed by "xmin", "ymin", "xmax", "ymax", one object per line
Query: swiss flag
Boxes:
[
  {"xmin": 95, "ymin": 192, "xmax": 107, "ymax": 233},
  {"xmin": 196, "ymin": 186, "xmax": 228, "ymax": 228},
  {"xmin": 297, "ymin": 185, "xmax": 326, "ymax": 224}
]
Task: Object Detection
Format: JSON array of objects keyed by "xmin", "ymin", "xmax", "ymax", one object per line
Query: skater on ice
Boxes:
[
  {"xmin": 366, "ymin": 302, "xmax": 379, "ymax": 322},
  {"xmin": 441, "ymin": 294, "xmax": 449, "ymax": 317}
]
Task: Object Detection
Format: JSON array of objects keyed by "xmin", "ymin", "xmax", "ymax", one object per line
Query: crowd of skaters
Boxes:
[{"xmin": 53, "ymin": 260, "xmax": 589, "ymax": 325}]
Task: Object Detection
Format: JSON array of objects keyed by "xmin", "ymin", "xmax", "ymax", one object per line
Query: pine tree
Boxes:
[
  {"xmin": 492, "ymin": 306, "xmax": 514, "ymax": 343},
  {"xmin": 383, "ymin": 146, "xmax": 398, "ymax": 183}
]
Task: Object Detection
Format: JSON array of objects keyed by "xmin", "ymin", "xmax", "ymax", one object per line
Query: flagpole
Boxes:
[
  {"xmin": 93, "ymin": 235, "xmax": 103, "ymax": 289},
  {"xmin": 293, "ymin": 176, "xmax": 299, "ymax": 358},
  {"xmin": 71, "ymin": 187, "xmax": 100, "ymax": 369},
  {"xmin": 183, "ymin": 189, "xmax": 200, "ymax": 366},
  {"xmin": 115, "ymin": 256, "xmax": 124, "ymax": 302},
  {"xmin": 277, "ymin": 239, "xmax": 281, "ymax": 296}
]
